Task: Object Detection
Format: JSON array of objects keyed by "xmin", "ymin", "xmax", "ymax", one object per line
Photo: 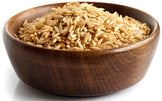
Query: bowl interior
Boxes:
[{"xmin": 5, "ymin": 2, "xmax": 158, "ymax": 49}]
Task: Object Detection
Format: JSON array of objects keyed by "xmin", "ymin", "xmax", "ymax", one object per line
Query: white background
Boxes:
[{"xmin": 0, "ymin": 0, "xmax": 162, "ymax": 101}]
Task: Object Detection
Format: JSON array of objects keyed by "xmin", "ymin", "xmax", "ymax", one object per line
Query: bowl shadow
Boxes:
[
  {"xmin": 4, "ymin": 60, "xmax": 145, "ymax": 100},
  {"xmin": 12, "ymin": 78, "xmax": 142, "ymax": 101},
  {"xmin": 4, "ymin": 67, "xmax": 142, "ymax": 101}
]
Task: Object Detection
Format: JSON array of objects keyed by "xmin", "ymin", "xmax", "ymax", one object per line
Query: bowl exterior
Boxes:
[
  {"xmin": 3, "ymin": 27, "xmax": 159, "ymax": 96},
  {"xmin": 3, "ymin": 2, "xmax": 160, "ymax": 97}
]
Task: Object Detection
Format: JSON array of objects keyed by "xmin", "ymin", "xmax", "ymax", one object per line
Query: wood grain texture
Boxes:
[{"xmin": 3, "ymin": 2, "xmax": 160, "ymax": 97}]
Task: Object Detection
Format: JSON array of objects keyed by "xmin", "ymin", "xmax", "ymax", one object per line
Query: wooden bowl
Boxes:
[{"xmin": 3, "ymin": 2, "xmax": 160, "ymax": 97}]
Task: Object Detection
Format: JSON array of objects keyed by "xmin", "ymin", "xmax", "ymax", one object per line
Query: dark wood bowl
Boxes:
[{"xmin": 3, "ymin": 2, "xmax": 160, "ymax": 97}]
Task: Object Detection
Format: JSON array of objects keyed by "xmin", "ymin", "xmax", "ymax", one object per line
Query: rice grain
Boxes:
[{"xmin": 15, "ymin": 2, "xmax": 150, "ymax": 50}]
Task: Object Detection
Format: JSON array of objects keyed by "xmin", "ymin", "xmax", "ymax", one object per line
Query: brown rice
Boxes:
[{"xmin": 14, "ymin": 2, "xmax": 150, "ymax": 50}]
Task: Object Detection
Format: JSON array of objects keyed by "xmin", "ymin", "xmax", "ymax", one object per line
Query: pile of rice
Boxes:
[{"xmin": 14, "ymin": 2, "xmax": 150, "ymax": 50}]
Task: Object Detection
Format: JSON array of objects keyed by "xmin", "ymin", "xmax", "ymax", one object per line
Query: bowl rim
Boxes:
[{"xmin": 4, "ymin": 2, "xmax": 160, "ymax": 54}]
